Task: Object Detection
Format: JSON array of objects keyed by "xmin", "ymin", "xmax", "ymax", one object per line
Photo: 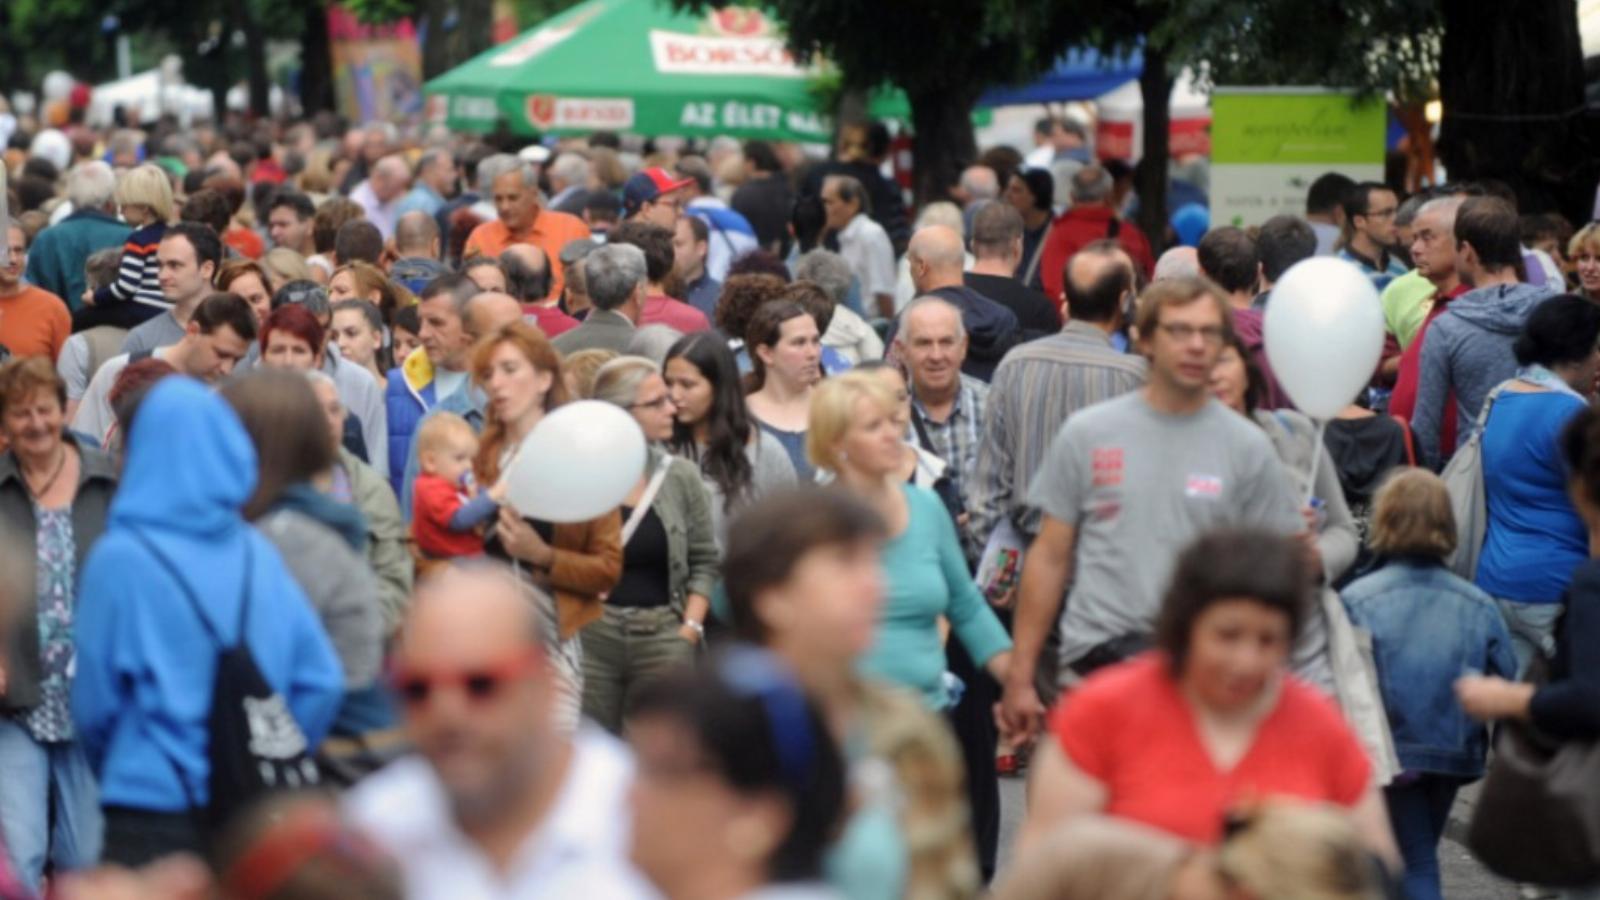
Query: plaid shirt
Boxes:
[{"xmin": 909, "ymin": 373, "xmax": 989, "ymax": 508}]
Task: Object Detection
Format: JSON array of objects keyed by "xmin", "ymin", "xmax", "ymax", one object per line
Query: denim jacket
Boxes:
[{"xmin": 1341, "ymin": 557, "xmax": 1518, "ymax": 778}]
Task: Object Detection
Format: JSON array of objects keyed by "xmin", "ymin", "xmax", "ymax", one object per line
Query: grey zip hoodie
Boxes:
[{"xmin": 1414, "ymin": 281, "xmax": 1554, "ymax": 468}]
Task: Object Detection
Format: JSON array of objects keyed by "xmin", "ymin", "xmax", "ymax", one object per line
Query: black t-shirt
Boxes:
[
  {"xmin": 964, "ymin": 272, "xmax": 1061, "ymax": 341},
  {"xmin": 609, "ymin": 505, "xmax": 672, "ymax": 609}
]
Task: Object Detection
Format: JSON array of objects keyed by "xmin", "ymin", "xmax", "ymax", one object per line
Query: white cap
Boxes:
[{"xmin": 518, "ymin": 144, "xmax": 552, "ymax": 165}]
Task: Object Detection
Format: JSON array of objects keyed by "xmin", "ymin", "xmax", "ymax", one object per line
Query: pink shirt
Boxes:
[
  {"xmin": 525, "ymin": 304, "xmax": 579, "ymax": 338},
  {"xmin": 640, "ymin": 294, "xmax": 710, "ymax": 334}
]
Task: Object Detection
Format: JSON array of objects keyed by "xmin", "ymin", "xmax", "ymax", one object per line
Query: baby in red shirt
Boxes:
[{"xmin": 410, "ymin": 413, "xmax": 501, "ymax": 559}]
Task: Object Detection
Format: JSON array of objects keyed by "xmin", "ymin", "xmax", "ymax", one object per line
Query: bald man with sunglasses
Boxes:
[{"xmin": 345, "ymin": 564, "xmax": 654, "ymax": 899}]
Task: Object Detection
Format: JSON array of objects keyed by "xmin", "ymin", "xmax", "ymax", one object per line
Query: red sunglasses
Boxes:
[{"xmin": 388, "ymin": 649, "xmax": 542, "ymax": 708}]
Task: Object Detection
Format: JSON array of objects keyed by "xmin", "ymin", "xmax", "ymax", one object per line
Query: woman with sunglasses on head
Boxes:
[
  {"xmin": 663, "ymin": 332, "xmax": 796, "ymax": 544},
  {"xmin": 721, "ymin": 487, "xmax": 982, "ymax": 900},
  {"xmin": 628, "ymin": 648, "xmax": 847, "ymax": 900},
  {"xmin": 473, "ymin": 322, "xmax": 623, "ymax": 732},
  {"xmin": 579, "ymin": 356, "xmax": 719, "ymax": 734}
]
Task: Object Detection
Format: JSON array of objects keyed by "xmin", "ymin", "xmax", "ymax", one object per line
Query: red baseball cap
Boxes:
[{"xmin": 623, "ymin": 167, "xmax": 694, "ymax": 214}]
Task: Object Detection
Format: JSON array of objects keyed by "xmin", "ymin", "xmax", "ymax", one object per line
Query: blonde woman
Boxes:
[
  {"xmin": 74, "ymin": 163, "xmax": 174, "ymax": 330},
  {"xmin": 329, "ymin": 260, "xmax": 409, "ymax": 327},
  {"xmin": 1569, "ymin": 222, "xmax": 1600, "ymax": 301},
  {"xmin": 808, "ymin": 370, "xmax": 1011, "ymax": 710}
]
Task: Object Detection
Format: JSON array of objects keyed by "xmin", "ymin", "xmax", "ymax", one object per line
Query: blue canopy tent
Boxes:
[{"xmin": 979, "ymin": 49, "xmax": 1142, "ymax": 107}]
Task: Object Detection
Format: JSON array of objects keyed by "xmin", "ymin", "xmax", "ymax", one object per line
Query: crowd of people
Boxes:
[{"xmin": 0, "ymin": 107, "xmax": 1596, "ymax": 900}]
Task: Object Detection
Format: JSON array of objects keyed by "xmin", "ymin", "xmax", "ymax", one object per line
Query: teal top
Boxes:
[{"xmin": 860, "ymin": 484, "xmax": 1012, "ymax": 707}]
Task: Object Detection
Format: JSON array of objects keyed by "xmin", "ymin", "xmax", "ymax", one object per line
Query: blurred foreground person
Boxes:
[
  {"xmin": 722, "ymin": 488, "xmax": 981, "ymax": 900},
  {"xmin": 628, "ymin": 649, "xmax": 847, "ymax": 900},
  {"xmin": 72, "ymin": 378, "xmax": 343, "ymax": 866},
  {"xmin": 993, "ymin": 802, "xmax": 1386, "ymax": 900},
  {"xmin": 217, "ymin": 792, "xmax": 401, "ymax": 900},
  {"xmin": 345, "ymin": 564, "xmax": 652, "ymax": 898}
]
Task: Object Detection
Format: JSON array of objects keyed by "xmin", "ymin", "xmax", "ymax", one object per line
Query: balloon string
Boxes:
[{"xmin": 1304, "ymin": 418, "xmax": 1327, "ymax": 505}]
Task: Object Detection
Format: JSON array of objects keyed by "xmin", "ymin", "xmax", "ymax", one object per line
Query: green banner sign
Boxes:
[{"xmin": 1212, "ymin": 91, "xmax": 1386, "ymax": 166}]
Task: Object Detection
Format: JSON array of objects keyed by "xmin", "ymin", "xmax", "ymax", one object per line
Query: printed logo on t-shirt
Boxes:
[
  {"xmin": 1092, "ymin": 447, "xmax": 1124, "ymax": 487},
  {"xmin": 1185, "ymin": 474, "xmax": 1223, "ymax": 499}
]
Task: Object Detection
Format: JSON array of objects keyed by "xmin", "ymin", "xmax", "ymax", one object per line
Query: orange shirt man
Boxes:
[
  {"xmin": 0, "ymin": 225, "xmax": 71, "ymax": 361},
  {"xmin": 463, "ymin": 164, "xmax": 590, "ymax": 303}
]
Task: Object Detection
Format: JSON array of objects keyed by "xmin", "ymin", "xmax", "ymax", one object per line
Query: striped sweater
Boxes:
[{"xmin": 92, "ymin": 222, "xmax": 169, "ymax": 310}]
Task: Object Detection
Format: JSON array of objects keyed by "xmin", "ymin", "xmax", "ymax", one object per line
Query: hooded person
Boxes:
[
  {"xmin": 70, "ymin": 377, "xmax": 344, "ymax": 867},
  {"xmin": 1414, "ymin": 197, "xmax": 1555, "ymax": 469}
]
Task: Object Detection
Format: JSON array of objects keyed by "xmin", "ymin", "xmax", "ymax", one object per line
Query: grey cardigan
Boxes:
[
  {"xmin": 625, "ymin": 448, "xmax": 720, "ymax": 611},
  {"xmin": 339, "ymin": 447, "xmax": 413, "ymax": 631},
  {"xmin": 255, "ymin": 509, "xmax": 385, "ymax": 688},
  {"xmin": 0, "ymin": 434, "xmax": 119, "ymax": 711}
]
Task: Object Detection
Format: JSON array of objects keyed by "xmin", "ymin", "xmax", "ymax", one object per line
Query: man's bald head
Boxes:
[
  {"xmin": 395, "ymin": 210, "xmax": 439, "ymax": 257},
  {"xmin": 907, "ymin": 225, "xmax": 965, "ymax": 291},
  {"xmin": 371, "ymin": 154, "xmax": 411, "ymax": 203},
  {"xmin": 464, "ymin": 291, "xmax": 525, "ymax": 339},
  {"xmin": 403, "ymin": 564, "xmax": 543, "ymax": 661},
  {"xmin": 1063, "ymin": 245, "xmax": 1131, "ymax": 325},
  {"xmin": 499, "ymin": 244, "xmax": 551, "ymax": 304},
  {"xmin": 1152, "ymin": 246, "xmax": 1200, "ymax": 282}
]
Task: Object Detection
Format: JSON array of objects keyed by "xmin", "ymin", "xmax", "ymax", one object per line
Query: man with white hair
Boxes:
[
  {"xmin": 24, "ymin": 161, "xmax": 131, "ymax": 310},
  {"xmin": 351, "ymin": 154, "xmax": 412, "ymax": 241},
  {"xmin": 1037, "ymin": 164, "xmax": 1155, "ymax": 301},
  {"xmin": 957, "ymin": 165, "xmax": 1000, "ymax": 236},
  {"xmin": 552, "ymin": 243, "xmax": 646, "ymax": 355},
  {"xmin": 546, "ymin": 152, "xmax": 591, "ymax": 215},
  {"xmin": 1152, "ymin": 245, "xmax": 1201, "ymax": 281},
  {"xmin": 464, "ymin": 159, "xmax": 591, "ymax": 304}
]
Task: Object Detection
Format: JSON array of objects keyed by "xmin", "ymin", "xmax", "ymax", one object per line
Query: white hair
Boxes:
[
  {"xmin": 549, "ymin": 152, "xmax": 589, "ymax": 188},
  {"xmin": 476, "ymin": 153, "xmax": 521, "ymax": 194},
  {"xmin": 899, "ymin": 295, "xmax": 967, "ymax": 341},
  {"xmin": 914, "ymin": 201, "xmax": 965, "ymax": 237},
  {"xmin": 67, "ymin": 161, "xmax": 118, "ymax": 211},
  {"xmin": 960, "ymin": 166, "xmax": 999, "ymax": 202}
]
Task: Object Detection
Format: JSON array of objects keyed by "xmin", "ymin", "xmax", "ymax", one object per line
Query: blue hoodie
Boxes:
[
  {"xmin": 1413, "ymin": 281, "xmax": 1553, "ymax": 468},
  {"xmin": 72, "ymin": 378, "xmax": 343, "ymax": 812}
]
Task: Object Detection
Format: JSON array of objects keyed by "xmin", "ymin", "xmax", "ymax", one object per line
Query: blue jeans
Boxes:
[
  {"xmin": 1497, "ymin": 598, "xmax": 1562, "ymax": 677},
  {"xmin": 0, "ymin": 718, "xmax": 102, "ymax": 891},
  {"xmin": 1384, "ymin": 773, "xmax": 1463, "ymax": 900}
]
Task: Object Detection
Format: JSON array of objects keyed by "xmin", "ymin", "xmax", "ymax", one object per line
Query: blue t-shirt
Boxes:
[
  {"xmin": 859, "ymin": 485, "xmax": 1011, "ymax": 707},
  {"xmin": 1477, "ymin": 391, "xmax": 1589, "ymax": 603}
]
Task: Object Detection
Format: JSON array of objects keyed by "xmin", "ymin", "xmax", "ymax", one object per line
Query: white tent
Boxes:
[{"xmin": 88, "ymin": 58, "xmax": 213, "ymax": 128}]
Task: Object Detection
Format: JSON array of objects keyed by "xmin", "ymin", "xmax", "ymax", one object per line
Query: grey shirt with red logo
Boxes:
[{"xmin": 1028, "ymin": 391, "xmax": 1303, "ymax": 669}]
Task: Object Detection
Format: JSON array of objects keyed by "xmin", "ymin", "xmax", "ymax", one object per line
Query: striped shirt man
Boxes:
[{"xmin": 968, "ymin": 320, "xmax": 1147, "ymax": 544}]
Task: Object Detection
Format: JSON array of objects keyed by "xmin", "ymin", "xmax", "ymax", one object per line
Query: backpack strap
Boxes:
[{"xmin": 1390, "ymin": 415, "xmax": 1417, "ymax": 467}]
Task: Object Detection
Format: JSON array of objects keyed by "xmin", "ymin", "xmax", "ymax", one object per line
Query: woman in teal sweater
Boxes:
[{"xmin": 808, "ymin": 370, "xmax": 1012, "ymax": 708}]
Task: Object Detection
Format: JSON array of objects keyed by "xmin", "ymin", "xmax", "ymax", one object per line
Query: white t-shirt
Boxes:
[
  {"xmin": 837, "ymin": 214, "xmax": 896, "ymax": 305},
  {"xmin": 72, "ymin": 349, "xmax": 169, "ymax": 446},
  {"xmin": 344, "ymin": 727, "xmax": 656, "ymax": 900}
]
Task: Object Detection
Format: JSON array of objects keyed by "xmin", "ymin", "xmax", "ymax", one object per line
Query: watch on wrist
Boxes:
[{"xmin": 683, "ymin": 619, "xmax": 705, "ymax": 637}]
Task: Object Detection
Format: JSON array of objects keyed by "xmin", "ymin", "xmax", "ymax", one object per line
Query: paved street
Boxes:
[{"xmin": 995, "ymin": 778, "xmax": 1520, "ymax": 898}]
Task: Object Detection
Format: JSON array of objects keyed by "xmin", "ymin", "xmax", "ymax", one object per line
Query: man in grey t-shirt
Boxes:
[
  {"xmin": 999, "ymin": 277, "xmax": 1303, "ymax": 739},
  {"xmin": 120, "ymin": 223, "xmax": 221, "ymax": 357}
]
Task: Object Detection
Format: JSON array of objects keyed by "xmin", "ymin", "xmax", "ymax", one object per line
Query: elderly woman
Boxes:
[
  {"xmin": 1568, "ymin": 222, "xmax": 1600, "ymax": 301},
  {"xmin": 0, "ymin": 358, "xmax": 117, "ymax": 891},
  {"xmin": 307, "ymin": 370, "xmax": 412, "ymax": 631},
  {"xmin": 473, "ymin": 322, "xmax": 622, "ymax": 732},
  {"xmin": 580, "ymin": 356, "xmax": 719, "ymax": 734},
  {"xmin": 1017, "ymin": 529, "xmax": 1399, "ymax": 870},
  {"xmin": 808, "ymin": 371, "xmax": 1012, "ymax": 709}
]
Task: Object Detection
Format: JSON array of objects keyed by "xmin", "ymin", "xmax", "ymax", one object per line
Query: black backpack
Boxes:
[{"xmin": 134, "ymin": 533, "xmax": 322, "ymax": 831}]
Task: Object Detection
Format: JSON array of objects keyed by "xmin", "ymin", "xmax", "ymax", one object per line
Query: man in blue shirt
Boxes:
[{"xmin": 672, "ymin": 216, "xmax": 721, "ymax": 320}]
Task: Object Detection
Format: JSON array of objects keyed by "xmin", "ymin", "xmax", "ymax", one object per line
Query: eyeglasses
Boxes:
[
  {"xmin": 631, "ymin": 394, "xmax": 675, "ymax": 411},
  {"xmin": 388, "ymin": 648, "xmax": 542, "ymax": 708},
  {"xmin": 1156, "ymin": 323, "xmax": 1226, "ymax": 346}
]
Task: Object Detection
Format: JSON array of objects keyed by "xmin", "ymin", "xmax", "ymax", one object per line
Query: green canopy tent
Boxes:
[{"xmin": 423, "ymin": 0, "xmax": 912, "ymax": 142}]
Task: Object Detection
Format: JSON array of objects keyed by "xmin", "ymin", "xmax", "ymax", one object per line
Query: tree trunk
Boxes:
[
  {"xmin": 1134, "ymin": 44, "xmax": 1172, "ymax": 254},
  {"xmin": 456, "ymin": 0, "xmax": 496, "ymax": 70},
  {"xmin": 906, "ymin": 85, "xmax": 978, "ymax": 208},
  {"xmin": 420, "ymin": 0, "xmax": 453, "ymax": 80},
  {"xmin": 300, "ymin": 1, "xmax": 335, "ymax": 116},
  {"xmin": 1437, "ymin": 0, "xmax": 1594, "ymax": 220},
  {"xmin": 241, "ymin": 0, "xmax": 271, "ymax": 118}
]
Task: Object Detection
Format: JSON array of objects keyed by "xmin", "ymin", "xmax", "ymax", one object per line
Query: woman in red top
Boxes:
[{"xmin": 1016, "ymin": 529, "xmax": 1399, "ymax": 870}]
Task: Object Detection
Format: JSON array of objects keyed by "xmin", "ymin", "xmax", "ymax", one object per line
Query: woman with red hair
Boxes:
[{"xmin": 259, "ymin": 305, "xmax": 376, "ymax": 467}]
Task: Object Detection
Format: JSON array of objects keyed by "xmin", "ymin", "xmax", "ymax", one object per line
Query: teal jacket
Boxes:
[{"xmin": 26, "ymin": 209, "xmax": 132, "ymax": 310}]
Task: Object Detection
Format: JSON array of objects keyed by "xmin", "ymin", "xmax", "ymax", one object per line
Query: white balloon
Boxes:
[
  {"xmin": 502, "ymin": 401, "xmax": 647, "ymax": 523},
  {"xmin": 41, "ymin": 72, "xmax": 75, "ymax": 103},
  {"xmin": 1263, "ymin": 257, "xmax": 1386, "ymax": 420}
]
